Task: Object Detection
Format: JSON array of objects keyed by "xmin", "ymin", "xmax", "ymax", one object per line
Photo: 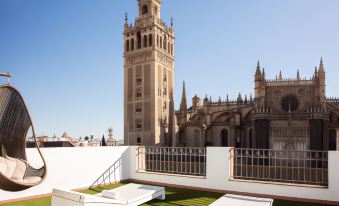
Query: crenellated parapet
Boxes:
[{"xmin": 326, "ymin": 97, "xmax": 339, "ymax": 103}]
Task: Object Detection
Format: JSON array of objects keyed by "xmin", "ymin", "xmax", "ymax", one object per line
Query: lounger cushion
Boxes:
[
  {"xmin": 101, "ymin": 190, "xmax": 121, "ymax": 199},
  {"xmin": 52, "ymin": 184, "xmax": 165, "ymax": 205},
  {"xmin": 52, "ymin": 189, "xmax": 125, "ymax": 204},
  {"xmin": 6, "ymin": 156, "xmax": 27, "ymax": 180},
  {"xmin": 0, "ymin": 157, "xmax": 7, "ymax": 175},
  {"xmin": 3, "ymin": 158, "xmax": 16, "ymax": 178},
  {"xmin": 209, "ymin": 194, "xmax": 273, "ymax": 206},
  {"xmin": 95, "ymin": 183, "xmax": 164, "ymax": 204}
]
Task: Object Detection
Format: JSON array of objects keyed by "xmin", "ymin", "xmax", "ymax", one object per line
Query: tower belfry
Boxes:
[{"xmin": 124, "ymin": 0, "xmax": 175, "ymax": 146}]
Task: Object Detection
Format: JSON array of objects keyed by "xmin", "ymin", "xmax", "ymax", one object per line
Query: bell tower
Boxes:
[{"xmin": 124, "ymin": 0, "xmax": 175, "ymax": 146}]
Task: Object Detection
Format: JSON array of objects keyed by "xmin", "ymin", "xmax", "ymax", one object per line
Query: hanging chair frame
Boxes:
[{"xmin": 0, "ymin": 83, "xmax": 47, "ymax": 191}]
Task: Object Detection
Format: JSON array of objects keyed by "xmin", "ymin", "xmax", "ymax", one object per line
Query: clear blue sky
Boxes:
[{"xmin": 1, "ymin": 0, "xmax": 339, "ymax": 140}]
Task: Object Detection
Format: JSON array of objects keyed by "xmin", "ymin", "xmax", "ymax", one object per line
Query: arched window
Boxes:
[
  {"xmin": 160, "ymin": 36, "xmax": 163, "ymax": 48},
  {"xmin": 236, "ymin": 136, "xmax": 241, "ymax": 148},
  {"xmin": 171, "ymin": 44, "xmax": 173, "ymax": 55},
  {"xmin": 163, "ymin": 35, "xmax": 167, "ymax": 50},
  {"xmin": 131, "ymin": 39, "xmax": 135, "ymax": 51},
  {"xmin": 157, "ymin": 35, "xmax": 159, "ymax": 47},
  {"xmin": 149, "ymin": 34, "xmax": 152, "ymax": 47},
  {"xmin": 168, "ymin": 42, "xmax": 170, "ymax": 53},
  {"xmin": 143, "ymin": 35, "xmax": 147, "ymax": 47},
  {"xmin": 142, "ymin": 5, "xmax": 148, "ymax": 15},
  {"xmin": 163, "ymin": 102, "xmax": 167, "ymax": 111},
  {"xmin": 194, "ymin": 129, "xmax": 201, "ymax": 147},
  {"xmin": 137, "ymin": 32, "xmax": 141, "ymax": 49},
  {"xmin": 249, "ymin": 129, "xmax": 253, "ymax": 148},
  {"xmin": 136, "ymin": 89, "xmax": 142, "ymax": 99},
  {"xmin": 154, "ymin": 6, "xmax": 158, "ymax": 15},
  {"xmin": 221, "ymin": 129, "xmax": 228, "ymax": 147},
  {"xmin": 329, "ymin": 129, "xmax": 337, "ymax": 151},
  {"xmin": 136, "ymin": 104, "xmax": 142, "ymax": 115},
  {"xmin": 137, "ymin": 137, "xmax": 142, "ymax": 145},
  {"xmin": 136, "ymin": 121, "xmax": 142, "ymax": 130},
  {"xmin": 126, "ymin": 40, "xmax": 129, "ymax": 52}
]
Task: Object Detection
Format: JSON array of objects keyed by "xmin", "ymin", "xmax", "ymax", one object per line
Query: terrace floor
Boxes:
[{"xmin": 0, "ymin": 182, "xmax": 331, "ymax": 206}]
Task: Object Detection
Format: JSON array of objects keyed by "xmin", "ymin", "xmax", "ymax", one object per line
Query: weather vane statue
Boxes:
[{"xmin": 0, "ymin": 73, "xmax": 11, "ymax": 84}]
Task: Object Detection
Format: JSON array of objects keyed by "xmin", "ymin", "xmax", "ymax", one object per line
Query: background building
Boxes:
[{"xmin": 176, "ymin": 60, "xmax": 339, "ymax": 151}]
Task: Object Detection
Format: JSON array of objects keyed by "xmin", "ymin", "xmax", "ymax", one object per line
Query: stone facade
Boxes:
[
  {"xmin": 176, "ymin": 60, "xmax": 339, "ymax": 151},
  {"xmin": 124, "ymin": 0, "xmax": 175, "ymax": 146}
]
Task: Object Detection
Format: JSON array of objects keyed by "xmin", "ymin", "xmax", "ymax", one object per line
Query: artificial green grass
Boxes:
[{"xmin": 0, "ymin": 183, "xmax": 331, "ymax": 206}]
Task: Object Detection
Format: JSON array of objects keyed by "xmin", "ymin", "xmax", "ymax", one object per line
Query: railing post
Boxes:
[
  {"xmin": 336, "ymin": 129, "xmax": 339, "ymax": 151},
  {"xmin": 137, "ymin": 147, "xmax": 146, "ymax": 172},
  {"xmin": 229, "ymin": 148, "xmax": 234, "ymax": 179}
]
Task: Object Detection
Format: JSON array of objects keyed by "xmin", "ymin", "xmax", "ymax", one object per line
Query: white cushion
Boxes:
[
  {"xmin": 0, "ymin": 156, "xmax": 5, "ymax": 164},
  {"xmin": 101, "ymin": 190, "xmax": 121, "ymax": 199},
  {"xmin": 4, "ymin": 158, "xmax": 16, "ymax": 178},
  {"xmin": 0, "ymin": 157, "xmax": 7, "ymax": 175},
  {"xmin": 210, "ymin": 194, "xmax": 273, "ymax": 206},
  {"xmin": 14, "ymin": 176, "xmax": 42, "ymax": 184},
  {"xmin": 6, "ymin": 156, "xmax": 27, "ymax": 180},
  {"xmin": 97, "ymin": 183, "xmax": 165, "ymax": 204}
]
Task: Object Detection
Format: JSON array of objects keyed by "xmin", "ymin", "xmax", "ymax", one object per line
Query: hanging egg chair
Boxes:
[{"xmin": 0, "ymin": 74, "xmax": 47, "ymax": 191}]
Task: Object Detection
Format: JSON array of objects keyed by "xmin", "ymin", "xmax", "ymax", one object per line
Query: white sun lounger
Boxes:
[
  {"xmin": 51, "ymin": 183, "xmax": 165, "ymax": 206},
  {"xmin": 209, "ymin": 194, "xmax": 273, "ymax": 206}
]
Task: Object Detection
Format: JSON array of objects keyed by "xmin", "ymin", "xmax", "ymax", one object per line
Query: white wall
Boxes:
[
  {"xmin": 130, "ymin": 146, "xmax": 339, "ymax": 203},
  {"xmin": 0, "ymin": 147, "xmax": 130, "ymax": 202},
  {"xmin": 1, "ymin": 146, "xmax": 339, "ymax": 204}
]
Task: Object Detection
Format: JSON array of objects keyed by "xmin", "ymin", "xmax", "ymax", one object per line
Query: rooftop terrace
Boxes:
[{"xmin": 0, "ymin": 147, "xmax": 338, "ymax": 205}]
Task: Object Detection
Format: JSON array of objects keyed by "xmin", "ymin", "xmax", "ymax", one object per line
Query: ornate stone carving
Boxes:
[
  {"xmin": 157, "ymin": 52, "xmax": 173, "ymax": 68},
  {"xmin": 126, "ymin": 52, "xmax": 152, "ymax": 66}
]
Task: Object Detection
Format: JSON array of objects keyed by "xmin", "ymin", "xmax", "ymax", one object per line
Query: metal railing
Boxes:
[
  {"xmin": 230, "ymin": 148, "xmax": 328, "ymax": 187},
  {"xmin": 89, "ymin": 158, "xmax": 122, "ymax": 189},
  {"xmin": 136, "ymin": 147, "xmax": 206, "ymax": 177}
]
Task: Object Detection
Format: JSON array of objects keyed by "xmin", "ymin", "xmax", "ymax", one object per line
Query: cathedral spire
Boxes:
[
  {"xmin": 171, "ymin": 17, "xmax": 174, "ymax": 28},
  {"xmin": 297, "ymin": 70, "xmax": 300, "ymax": 80},
  {"xmin": 262, "ymin": 68, "xmax": 266, "ymax": 80},
  {"xmin": 124, "ymin": 12, "xmax": 129, "ymax": 28},
  {"xmin": 319, "ymin": 57, "xmax": 325, "ymax": 72},
  {"xmin": 255, "ymin": 61, "xmax": 262, "ymax": 81},
  {"xmin": 256, "ymin": 61, "xmax": 261, "ymax": 74},
  {"xmin": 279, "ymin": 70, "xmax": 282, "ymax": 80},
  {"xmin": 180, "ymin": 81, "xmax": 187, "ymax": 111}
]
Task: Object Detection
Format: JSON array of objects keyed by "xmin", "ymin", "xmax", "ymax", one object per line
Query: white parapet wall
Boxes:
[
  {"xmin": 0, "ymin": 146, "xmax": 130, "ymax": 202},
  {"xmin": 1, "ymin": 146, "xmax": 339, "ymax": 204},
  {"xmin": 129, "ymin": 146, "xmax": 339, "ymax": 204}
]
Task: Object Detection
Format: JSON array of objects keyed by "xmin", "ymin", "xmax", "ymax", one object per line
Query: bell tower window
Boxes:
[
  {"xmin": 149, "ymin": 34, "xmax": 152, "ymax": 47},
  {"xmin": 142, "ymin": 5, "xmax": 148, "ymax": 15},
  {"xmin": 131, "ymin": 39, "xmax": 135, "ymax": 51},
  {"xmin": 137, "ymin": 31, "xmax": 142, "ymax": 49},
  {"xmin": 143, "ymin": 35, "xmax": 147, "ymax": 47},
  {"xmin": 126, "ymin": 40, "xmax": 129, "ymax": 52}
]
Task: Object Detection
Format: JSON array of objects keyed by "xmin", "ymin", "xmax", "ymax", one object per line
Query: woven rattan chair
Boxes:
[{"xmin": 0, "ymin": 74, "xmax": 47, "ymax": 191}]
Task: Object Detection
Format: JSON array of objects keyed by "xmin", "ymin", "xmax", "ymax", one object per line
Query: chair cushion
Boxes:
[
  {"xmin": 3, "ymin": 158, "xmax": 16, "ymax": 178},
  {"xmin": 0, "ymin": 157, "xmax": 7, "ymax": 175},
  {"xmin": 23, "ymin": 176, "xmax": 42, "ymax": 184},
  {"xmin": 6, "ymin": 156, "xmax": 27, "ymax": 180},
  {"xmin": 14, "ymin": 176, "xmax": 42, "ymax": 184}
]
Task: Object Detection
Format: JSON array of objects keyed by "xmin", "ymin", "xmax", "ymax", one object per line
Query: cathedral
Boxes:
[
  {"xmin": 176, "ymin": 61, "xmax": 339, "ymax": 151},
  {"xmin": 124, "ymin": 0, "xmax": 339, "ymax": 151}
]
